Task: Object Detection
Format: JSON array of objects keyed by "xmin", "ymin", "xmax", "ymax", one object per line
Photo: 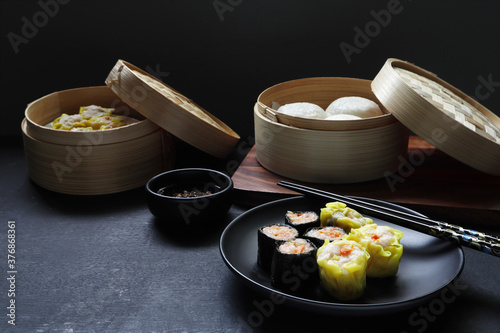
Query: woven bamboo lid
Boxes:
[
  {"xmin": 105, "ymin": 60, "xmax": 240, "ymax": 159},
  {"xmin": 372, "ymin": 58, "xmax": 500, "ymax": 176}
]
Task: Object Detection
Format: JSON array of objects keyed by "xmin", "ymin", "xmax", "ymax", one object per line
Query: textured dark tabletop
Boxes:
[{"xmin": 1, "ymin": 140, "xmax": 499, "ymax": 333}]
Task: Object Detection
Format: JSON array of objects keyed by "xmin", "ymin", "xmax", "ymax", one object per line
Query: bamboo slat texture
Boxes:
[
  {"xmin": 22, "ymin": 86, "xmax": 174, "ymax": 195},
  {"xmin": 25, "ymin": 86, "xmax": 159, "ymax": 145},
  {"xmin": 254, "ymin": 77, "xmax": 409, "ymax": 184},
  {"xmin": 105, "ymin": 60, "xmax": 240, "ymax": 159},
  {"xmin": 256, "ymin": 77, "xmax": 397, "ymax": 131},
  {"xmin": 372, "ymin": 58, "xmax": 500, "ymax": 176}
]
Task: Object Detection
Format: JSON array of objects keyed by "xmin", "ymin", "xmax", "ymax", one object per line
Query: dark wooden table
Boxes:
[
  {"xmin": 232, "ymin": 136, "xmax": 500, "ymax": 227},
  {"xmin": 1, "ymin": 139, "xmax": 499, "ymax": 333}
]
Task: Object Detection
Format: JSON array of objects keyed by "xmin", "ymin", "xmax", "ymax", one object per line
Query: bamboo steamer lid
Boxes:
[
  {"xmin": 105, "ymin": 60, "xmax": 240, "ymax": 159},
  {"xmin": 372, "ymin": 58, "xmax": 500, "ymax": 176}
]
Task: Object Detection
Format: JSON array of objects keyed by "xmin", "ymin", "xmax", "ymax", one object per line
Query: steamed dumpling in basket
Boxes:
[
  {"xmin": 51, "ymin": 105, "xmax": 138, "ymax": 131},
  {"xmin": 325, "ymin": 96, "xmax": 383, "ymax": 118},
  {"xmin": 277, "ymin": 102, "xmax": 326, "ymax": 119}
]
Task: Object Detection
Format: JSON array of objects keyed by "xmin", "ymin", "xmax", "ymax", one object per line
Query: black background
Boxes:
[
  {"xmin": 2, "ymin": 0, "xmax": 500, "ymax": 142},
  {"xmin": 1, "ymin": 1, "xmax": 500, "ymax": 332}
]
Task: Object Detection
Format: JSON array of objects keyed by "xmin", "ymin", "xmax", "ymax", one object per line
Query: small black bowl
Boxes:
[{"xmin": 146, "ymin": 168, "xmax": 233, "ymax": 230}]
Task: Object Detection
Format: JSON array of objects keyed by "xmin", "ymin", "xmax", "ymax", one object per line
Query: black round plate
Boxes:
[{"xmin": 219, "ymin": 196, "xmax": 464, "ymax": 315}]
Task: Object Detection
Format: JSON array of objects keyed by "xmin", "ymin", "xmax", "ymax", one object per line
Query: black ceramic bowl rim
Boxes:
[{"xmin": 145, "ymin": 168, "xmax": 233, "ymax": 200}]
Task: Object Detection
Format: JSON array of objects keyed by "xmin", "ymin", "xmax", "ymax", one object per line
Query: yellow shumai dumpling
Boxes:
[
  {"xmin": 316, "ymin": 239, "xmax": 370, "ymax": 301},
  {"xmin": 50, "ymin": 105, "xmax": 138, "ymax": 131},
  {"xmin": 345, "ymin": 224, "xmax": 403, "ymax": 278},
  {"xmin": 79, "ymin": 105, "xmax": 114, "ymax": 119},
  {"xmin": 320, "ymin": 202, "xmax": 373, "ymax": 232},
  {"xmin": 52, "ymin": 114, "xmax": 91, "ymax": 130},
  {"xmin": 70, "ymin": 127, "xmax": 93, "ymax": 132},
  {"xmin": 88, "ymin": 115, "xmax": 129, "ymax": 130}
]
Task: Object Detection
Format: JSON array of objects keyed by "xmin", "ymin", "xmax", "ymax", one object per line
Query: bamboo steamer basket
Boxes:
[
  {"xmin": 22, "ymin": 86, "xmax": 174, "ymax": 195},
  {"xmin": 372, "ymin": 58, "xmax": 500, "ymax": 176},
  {"xmin": 105, "ymin": 60, "xmax": 240, "ymax": 159},
  {"xmin": 255, "ymin": 77, "xmax": 410, "ymax": 184}
]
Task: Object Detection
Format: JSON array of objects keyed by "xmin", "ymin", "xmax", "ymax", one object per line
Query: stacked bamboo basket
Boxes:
[
  {"xmin": 21, "ymin": 60, "xmax": 240, "ymax": 195},
  {"xmin": 22, "ymin": 86, "xmax": 175, "ymax": 195},
  {"xmin": 22, "ymin": 60, "xmax": 241, "ymax": 195},
  {"xmin": 255, "ymin": 77, "xmax": 410, "ymax": 184},
  {"xmin": 255, "ymin": 58, "xmax": 500, "ymax": 184}
]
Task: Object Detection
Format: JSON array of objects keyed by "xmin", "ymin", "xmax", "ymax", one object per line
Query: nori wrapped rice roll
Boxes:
[
  {"xmin": 258, "ymin": 224, "xmax": 299, "ymax": 271},
  {"xmin": 303, "ymin": 226, "xmax": 346, "ymax": 247},
  {"xmin": 271, "ymin": 238, "xmax": 318, "ymax": 293},
  {"xmin": 285, "ymin": 210, "xmax": 320, "ymax": 234}
]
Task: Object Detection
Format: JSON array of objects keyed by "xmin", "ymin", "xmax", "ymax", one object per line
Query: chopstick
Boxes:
[
  {"xmin": 277, "ymin": 181, "xmax": 500, "ymax": 258},
  {"xmin": 279, "ymin": 181, "xmax": 499, "ymax": 243}
]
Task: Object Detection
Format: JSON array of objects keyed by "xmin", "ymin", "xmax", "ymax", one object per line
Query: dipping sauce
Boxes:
[{"xmin": 157, "ymin": 184, "xmax": 220, "ymax": 198}]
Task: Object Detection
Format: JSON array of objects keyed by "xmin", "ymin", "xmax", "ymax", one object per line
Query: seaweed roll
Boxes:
[
  {"xmin": 304, "ymin": 226, "xmax": 346, "ymax": 247},
  {"xmin": 285, "ymin": 210, "xmax": 320, "ymax": 234},
  {"xmin": 316, "ymin": 239, "xmax": 370, "ymax": 301},
  {"xmin": 345, "ymin": 224, "xmax": 404, "ymax": 278},
  {"xmin": 258, "ymin": 224, "xmax": 299, "ymax": 271},
  {"xmin": 271, "ymin": 238, "xmax": 318, "ymax": 292}
]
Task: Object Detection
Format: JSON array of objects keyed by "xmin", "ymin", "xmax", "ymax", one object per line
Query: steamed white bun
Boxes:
[
  {"xmin": 326, "ymin": 96, "xmax": 383, "ymax": 118},
  {"xmin": 325, "ymin": 114, "xmax": 362, "ymax": 120},
  {"xmin": 277, "ymin": 102, "xmax": 326, "ymax": 119}
]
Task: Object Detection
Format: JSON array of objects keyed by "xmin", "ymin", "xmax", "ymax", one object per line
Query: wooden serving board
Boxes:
[{"xmin": 232, "ymin": 136, "xmax": 500, "ymax": 226}]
